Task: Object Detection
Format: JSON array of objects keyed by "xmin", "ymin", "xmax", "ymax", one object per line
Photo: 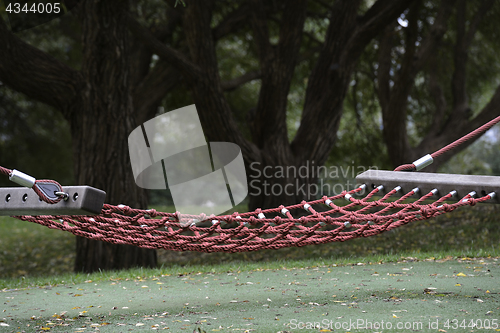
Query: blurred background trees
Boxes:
[{"xmin": 0, "ymin": 0, "xmax": 499, "ymax": 273}]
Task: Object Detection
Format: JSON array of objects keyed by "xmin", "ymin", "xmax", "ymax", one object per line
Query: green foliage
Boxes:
[
  {"xmin": 174, "ymin": 0, "xmax": 186, "ymax": 8},
  {"xmin": 0, "ymin": 87, "xmax": 73, "ymax": 187},
  {"xmin": 0, "ymin": 11, "xmax": 78, "ymax": 186}
]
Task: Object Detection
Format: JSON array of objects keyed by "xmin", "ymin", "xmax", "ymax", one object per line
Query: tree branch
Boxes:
[
  {"xmin": 249, "ymin": 0, "xmax": 273, "ymax": 66},
  {"xmin": 427, "ymin": 58, "xmax": 448, "ymax": 135},
  {"xmin": 413, "ymin": 0, "xmax": 456, "ymax": 71},
  {"xmin": 415, "ymin": 83, "xmax": 500, "ymax": 170},
  {"xmin": 411, "ymin": 0, "xmax": 497, "ymax": 169},
  {"xmin": 311, "ymin": 0, "xmax": 333, "ymax": 11},
  {"xmin": 213, "ymin": 2, "xmax": 250, "ymax": 40},
  {"xmin": 451, "ymin": 0, "xmax": 494, "ymax": 116},
  {"xmin": 221, "ymin": 70, "xmax": 261, "ymax": 91},
  {"xmin": 133, "ymin": 60, "xmax": 180, "ymax": 125},
  {"xmin": 180, "ymin": 0, "xmax": 260, "ymax": 162},
  {"xmin": 150, "ymin": 3, "xmax": 183, "ymax": 42},
  {"xmin": 464, "ymin": 0, "xmax": 495, "ymax": 49},
  {"xmin": 376, "ymin": 25, "xmax": 393, "ymax": 113},
  {"xmin": 349, "ymin": 0, "xmax": 417, "ymax": 59},
  {"xmin": 378, "ymin": 0, "xmax": 420, "ymax": 166},
  {"xmin": 291, "ymin": 0, "xmax": 362, "ymax": 163},
  {"xmin": 126, "ymin": 15, "xmax": 201, "ymax": 83},
  {"xmin": 451, "ymin": 0, "xmax": 468, "ymax": 115},
  {"xmin": 250, "ymin": 0, "xmax": 307, "ymax": 152},
  {"xmin": 0, "ymin": 17, "xmax": 78, "ymax": 119},
  {"xmin": 129, "ymin": 4, "xmax": 183, "ymax": 103}
]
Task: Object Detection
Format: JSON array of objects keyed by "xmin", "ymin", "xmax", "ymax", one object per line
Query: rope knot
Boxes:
[
  {"xmin": 147, "ymin": 209, "xmax": 158, "ymax": 217},
  {"xmin": 420, "ymin": 207, "xmax": 430, "ymax": 218}
]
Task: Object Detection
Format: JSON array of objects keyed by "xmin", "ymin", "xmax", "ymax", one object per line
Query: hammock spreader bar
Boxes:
[
  {"xmin": 0, "ymin": 186, "xmax": 106, "ymax": 216},
  {"xmin": 356, "ymin": 170, "xmax": 499, "ymax": 204}
]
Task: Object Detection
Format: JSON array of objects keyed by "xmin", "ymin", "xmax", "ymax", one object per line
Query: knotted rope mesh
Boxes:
[
  {"xmin": 5, "ymin": 115, "xmax": 500, "ymax": 252},
  {"xmin": 14, "ymin": 185, "xmax": 492, "ymax": 252}
]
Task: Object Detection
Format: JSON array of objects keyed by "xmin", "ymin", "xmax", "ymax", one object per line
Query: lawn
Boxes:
[{"xmin": 1, "ymin": 256, "xmax": 499, "ymax": 332}]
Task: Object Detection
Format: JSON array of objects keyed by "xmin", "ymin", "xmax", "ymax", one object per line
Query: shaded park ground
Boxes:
[
  {"xmin": 1, "ymin": 257, "xmax": 499, "ymax": 332},
  {"xmin": 0, "ymin": 204, "xmax": 499, "ymax": 332}
]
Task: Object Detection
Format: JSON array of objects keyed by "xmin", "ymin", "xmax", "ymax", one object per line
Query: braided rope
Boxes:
[
  {"xmin": 13, "ymin": 186, "xmax": 492, "ymax": 252},
  {"xmin": 394, "ymin": 115, "xmax": 500, "ymax": 172},
  {"xmin": 0, "ymin": 166, "xmax": 11, "ymax": 177}
]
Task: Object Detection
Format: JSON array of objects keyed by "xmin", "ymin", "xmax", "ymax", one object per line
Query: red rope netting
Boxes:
[
  {"xmin": 4, "ymin": 115, "xmax": 500, "ymax": 252},
  {"xmin": 14, "ymin": 185, "xmax": 492, "ymax": 252}
]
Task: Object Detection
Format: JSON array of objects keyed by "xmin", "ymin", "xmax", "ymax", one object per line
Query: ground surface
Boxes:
[{"xmin": 1, "ymin": 257, "xmax": 499, "ymax": 332}]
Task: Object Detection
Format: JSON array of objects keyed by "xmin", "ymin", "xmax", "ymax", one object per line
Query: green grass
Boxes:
[
  {"xmin": 1, "ymin": 203, "xmax": 499, "ymax": 283},
  {"xmin": 2, "ymin": 257, "xmax": 499, "ymax": 333},
  {"xmin": 1, "ymin": 250, "xmax": 498, "ymax": 290}
]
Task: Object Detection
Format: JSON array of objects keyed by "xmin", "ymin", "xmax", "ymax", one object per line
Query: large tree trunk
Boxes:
[
  {"xmin": 72, "ymin": 0, "xmax": 156, "ymax": 273},
  {"xmin": 247, "ymin": 155, "xmax": 323, "ymax": 210}
]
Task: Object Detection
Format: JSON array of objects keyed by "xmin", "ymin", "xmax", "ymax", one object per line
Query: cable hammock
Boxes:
[{"xmin": 1, "ymin": 116, "xmax": 500, "ymax": 253}]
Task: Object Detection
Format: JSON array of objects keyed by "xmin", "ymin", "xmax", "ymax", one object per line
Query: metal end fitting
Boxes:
[
  {"xmin": 55, "ymin": 191, "xmax": 69, "ymax": 201},
  {"xmin": 413, "ymin": 154, "xmax": 434, "ymax": 171},
  {"xmin": 324, "ymin": 199, "xmax": 332, "ymax": 206},
  {"xmin": 258, "ymin": 213, "xmax": 266, "ymax": 219},
  {"xmin": 344, "ymin": 194, "xmax": 353, "ymax": 201},
  {"xmin": 9, "ymin": 169, "xmax": 36, "ymax": 188},
  {"xmin": 281, "ymin": 208, "xmax": 289, "ymax": 216}
]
